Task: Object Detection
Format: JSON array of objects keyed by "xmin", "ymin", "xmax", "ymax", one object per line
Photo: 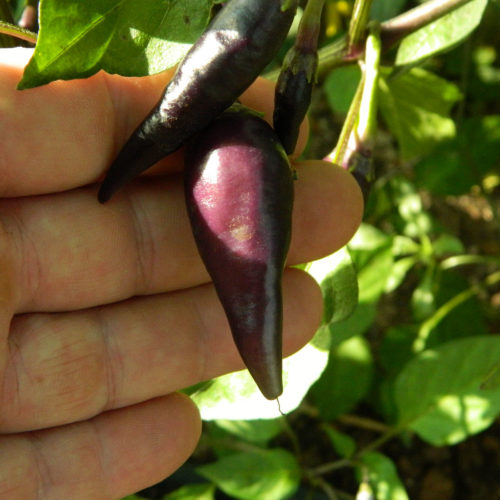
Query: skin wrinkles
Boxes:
[{"xmin": 0, "ymin": 47, "xmax": 363, "ymax": 499}]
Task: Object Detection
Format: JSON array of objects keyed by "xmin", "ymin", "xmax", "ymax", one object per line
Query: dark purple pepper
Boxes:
[
  {"xmin": 184, "ymin": 109, "xmax": 294, "ymax": 400},
  {"xmin": 273, "ymin": 0, "xmax": 323, "ymax": 155},
  {"xmin": 273, "ymin": 46, "xmax": 318, "ymax": 154},
  {"xmin": 98, "ymin": 0, "xmax": 297, "ymax": 203}
]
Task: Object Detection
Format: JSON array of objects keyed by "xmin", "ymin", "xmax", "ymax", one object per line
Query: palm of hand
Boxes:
[{"xmin": 0, "ymin": 48, "xmax": 362, "ymax": 499}]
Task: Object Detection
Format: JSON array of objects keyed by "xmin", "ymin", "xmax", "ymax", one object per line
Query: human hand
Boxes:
[{"xmin": 0, "ymin": 48, "xmax": 363, "ymax": 499}]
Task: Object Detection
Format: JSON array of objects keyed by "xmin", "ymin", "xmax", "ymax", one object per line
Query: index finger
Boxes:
[{"xmin": 0, "ymin": 48, "xmax": 308, "ymax": 198}]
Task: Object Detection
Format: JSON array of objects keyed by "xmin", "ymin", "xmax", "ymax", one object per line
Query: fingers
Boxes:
[
  {"xmin": 0, "ymin": 394, "xmax": 201, "ymax": 499},
  {"xmin": 0, "ymin": 48, "xmax": 307, "ymax": 197},
  {"xmin": 1, "ymin": 269, "xmax": 321, "ymax": 432},
  {"xmin": 3, "ymin": 162, "xmax": 362, "ymax": 313}
]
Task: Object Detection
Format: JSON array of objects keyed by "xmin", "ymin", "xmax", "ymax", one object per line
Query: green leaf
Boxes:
[
  {"xmin": 423, "ymin": 271, "xmax": 488, "ymax": 348},
  {"xmin": 480, "ymin": 359, "xmax": 500, "ymax": 390},
  {"xmin": 432, "ymin": 233, "xmax": 465, "ymax": 257},
  {"xmin": 307, "ymin": 247, "xmax": 359, "ymax": 325},
  {"xmin": 191, "ymin": 341, "xmax": 328, "ymax": 420},
  {"xmin": 324, "ymin": 65, "xmax": 362, "ymax": 115},
  {"xmin": 317, "ymin": 300, "xmax": 378, "ymax": 350},
  {"xmin": 359, "ymin": 451, "xmax": 409, "ymax": 500},
  {"xmin": 396, "ymin": 0, "xmax": 488, "ymax": 66},
  {"xmin": 348, "ymin": 224, "xmax": 395, "ymax": 302},
  {"xmin": 19, "ymin": 0, "xmax": 211, "ymax": 89},
  {"xmin": 414, "ymin": 115, "xmax": 500, "ymax": 195},
  {"xmin": 213, "ymin": 419, "xmax": 284, "ymax": 445},
  {"xmin": 370, "ymin": 0, "xmax": 407, "ymax": 22},
  {"xmin": 394, "ymin": 335, "xmax": 500, "ymax": 445},
  {"xmin": 391, "ymin": 236, "xmax": 420, "ymax": 256},
  {"xmin": 379, "ymin": 325, "xmax": 418, "ymax": 379},
  {"xmin": 196, "ymin": 449, "xmax": 300, "ymax": 500},
  {"xmin": 411, "ymin": 265, "xmax": 437, "ymax": 322},
  {"xmin": 355, "ymin": 244, "xmax": 394, "ymax": 303},
  {"xmin": 310, "ymin": 336, "xmax": 374, "ymax": 420},
  {"xmin": 162, "ymin": 483, "xmax": 216, "ymax": 500},
  {"xmin": 323, "ymin": 426, "xmax": 357, "ymax": 458},
  {"xmin": 378, "ymin": 67, "xmax": 462, "ymax": 159},
  {"xmin": 385, "ymin": 256, "xmax": 418, "ymax": 294},
  {"xmin": 388, "ymin": 176, "xmax": 432, "ymax": 238}
]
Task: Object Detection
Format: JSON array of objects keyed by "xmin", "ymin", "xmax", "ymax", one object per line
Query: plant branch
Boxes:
[
  {"xmin": 317, "ymin": 0, "xmax": 476, "ymax": 77},
  {"xmin": 355, "ymin": 427, "xmax": 402, "ymax": 457},
  {"xmin": 379, "ymin": 0, "xmax": 474, "ymax": 49},
  {"xmin": 0, "ymin": 20, "xmax": 37, "ymax": 44},
  {"xmin": 347, "ymin": 0, "xmax": 373, "ymax": 55},
  {"xmin": 414, "ymin": 270, "xmax": 500, "ymax": 352},
  {"xmin": 337, "ymin": 413, "xmax": 390, "ymax": 434},
  {"xmin": 295, "ymin": 0, "xmax": 324, "ymax": 52}
]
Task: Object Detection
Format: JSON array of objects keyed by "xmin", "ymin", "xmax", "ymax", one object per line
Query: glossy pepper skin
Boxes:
[
  {"xmin": 98, "ymin": 0, "xmax": 297, "ymax": 203},
  {"xmin": 273, "ymin": 46, "xmax": 318, "ymax": 155},
  {"xmin": 184, "ymin": 109, "xmax": 294, "ymax": 400}
]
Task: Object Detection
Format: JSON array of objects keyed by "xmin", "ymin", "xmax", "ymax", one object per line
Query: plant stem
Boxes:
[
  {"xmin": 440, "ymin": 254, "xmax": 500, "ymax": 271},
  {"xmin": 380, "ymin": 0, "xmax": 474, "ymax": 49},
  {"xmin": 338, "ymin": 413, "xmax": 390, "ymax": 434},
  {"xmin": 414, "ymin": 270, "xmax": 500, "ymax": 352},
  {"xmin": 295, "ymin": 0, "xmax": 324, "ymax": 54},
  {"xmin": 355, "ymin": 427, "xmax": 402, "ymax": 456},
  {"xmin": 0, "ymin": 20, "xmax": 37, "ymax": 44},
  {"xmin": 309, "ymin": 458, "xmax": 353, "ymax": 476},
  {"xmin": 324, "ymin": 74, "xmax": 363, "ymax": 165},
  {"xmin": 317, "ymin": 0, "xmax": 476, "ymax": 77},
  {"xmin": 347, "ymin": 0, "xmax": 373, "ymax": 56},
  {"xmin": 356, "ymin": 24, "xmax": 380, "ymax": 145}
]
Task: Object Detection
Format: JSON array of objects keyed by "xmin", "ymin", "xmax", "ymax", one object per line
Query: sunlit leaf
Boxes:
[
  {"xmin": 396, "ymin": 0, "xmax": 488, "ymax": 66},
  {"xmin": 213, "ymin": 419, "xmax": 284, "ymax": 445},
  {"xmin": 197, "ymin": 449, "xmax": 300, "ymax": 500},
  {"xmin": 19, "ymin": 0, "xmax": 211, "ymax": 88},
  {"xmin": 191, "ymin": 341, "xmax": 328, "ymax": 420},
  {"xmin": 359, "ymin": 452, "xmax": 410, "ymax": 500},
  {"xmin": 162, "ymin": 483, "xmax": 215, "ymax": 500},
  {"xmin": 310, "ymin": 336, "xmax": 374, "ymax": 420},
  {"xmin": 395, "ymin": 335, "xmax": 500, "ymax": 445},
  {"xmin": 307, "ymin": 247, "xmax": 359, "ymax": 325},
  {"xmin": 378, "ymin": 67, "xmax": 462, "ymax": 159}
]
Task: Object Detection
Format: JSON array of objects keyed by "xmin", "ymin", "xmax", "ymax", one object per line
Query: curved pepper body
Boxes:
[
  {"xmin": 98, "ymin": 0, "xmax": 297, "ymax": 203},
  {"xmin": 184, "ymin": 110, "xmax": 294, "ymax": 399}
]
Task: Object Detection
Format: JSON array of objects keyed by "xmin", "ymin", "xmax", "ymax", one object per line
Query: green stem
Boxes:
[
  {"xmin": 347, "ymin": 0, "xmax": 373, "ymax": 55},
  {"xmin": 317, "ymin": 0, "xmax": 476, "ymax": 78},
  {"xmin": 0, "ymin": 20, "xmax": 37, "ymax": 44},
  {"xmin": 414, "ymin": 270, "xmax": 500, "ymax": 352},
  {"xmin": 355, "ymin": 426, "xmax": 402, "ymax": 457},
  {"xmin": 295, "ymin": 0, "xmax": 324, "ymax": 52},
  {"xmin": 309, "ymin": 458, "xmax": 353, "ymax": 477},
  {"xmin": 440, "ymin": 254, "xmax": 500, "ymax": 271},
  {"xmin": 325, "ymin": 23, "xmax": 380, "ymax": 167},
  {"xmin": 355, "ymin": 24, "xmax": 380, "ymax": 145},
  {"xmin": 324, "ymin": 73, "xmax": 364, "ymax": 165},
  {"xmin": 379, "ymin": 0, "xmax": 474, "ymax": 50}
]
